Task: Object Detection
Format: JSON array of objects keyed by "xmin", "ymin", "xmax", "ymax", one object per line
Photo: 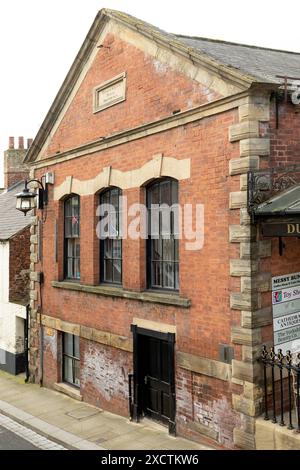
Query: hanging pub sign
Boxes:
[
  {"xmin": 272, "ymin": 271, "xmax": 300, "ymax": 354},
  {"xmin": 262, "ymin": 222, "xmax": 300, "ymax": 237}
]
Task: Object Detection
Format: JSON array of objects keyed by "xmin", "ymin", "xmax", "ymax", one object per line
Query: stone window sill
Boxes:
[
  {"xmin": 54, "ymin": 382, "xmax": 82, "ymax": 401},
  {"xmin": 52, "ymin": 281, "xmax": 191, "ymax": 308}
]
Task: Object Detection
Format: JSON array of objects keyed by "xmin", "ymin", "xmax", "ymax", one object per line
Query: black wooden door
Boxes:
[
  {"xmin": 141, "ymin": 335, "xmax": 172, "ymax": 426},
  {"xmin": 131, "ymin": 325, "xmax": 176, "ymax": 434}
]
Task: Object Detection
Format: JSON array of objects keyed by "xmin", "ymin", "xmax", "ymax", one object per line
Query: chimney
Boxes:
[
  {"xmin": 18, "ymin": 136, "xmax": 24, "ymax": 149},
  {"xmin": 4, "ymin": 136, "xmax": 31, "ymax": 189}
]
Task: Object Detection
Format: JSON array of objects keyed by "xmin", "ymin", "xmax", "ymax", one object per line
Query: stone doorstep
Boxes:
[
  {"xmin": 0, "ymin": 399, "xmax": 104, "ymax": 450},
  {"xmin": 54, "ymin": 382, "xmax": 83, "ymax": 401}
]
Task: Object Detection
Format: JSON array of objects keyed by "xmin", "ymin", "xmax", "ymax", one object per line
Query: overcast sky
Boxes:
[{"xmin": 1, "ymin": 0, "xmax": 300, "ymax": 186}]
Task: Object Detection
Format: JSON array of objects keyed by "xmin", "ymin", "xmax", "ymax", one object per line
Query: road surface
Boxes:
[{"xmin": 0, "ymin": 414, "xmax": 66, "ymax": 450}]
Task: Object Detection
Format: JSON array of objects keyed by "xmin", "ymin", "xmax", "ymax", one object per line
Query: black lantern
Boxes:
[{"xmin": 16, "ymin": 179, "xmax": 48, "ymax": 216}]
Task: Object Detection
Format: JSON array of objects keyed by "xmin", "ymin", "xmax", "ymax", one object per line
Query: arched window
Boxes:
[
  {"xmin": 147, "ymin": 178, "xmax": 179, "ymax": 290},
  {"xmin": 64, "ymin": 195, "xmax": 80, "ymax": 280},
  {"xmin": 99, "ymin": 187, "xmax": 122, "ymax": 284}
]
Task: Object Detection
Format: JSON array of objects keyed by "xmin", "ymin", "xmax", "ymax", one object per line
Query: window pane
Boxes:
[
  {"xmin": 174, "ymin": 238, "xmax": 179, "ymax": 261},
  {"xmin": 108, "ymin": 213, "xmax": 118, "ymax": 237},
  {"xmin": 74, "ymin": 336, "xmax": 80, "ymax": 359},
  {"xmin": 113, "ymin": 259, "xmax": 122, "ymax": 283},
  {"xmin": 163, "ymin": 262, "xmax": 174, "ymax": 288},
  {"xmin": 65, "ymin": 218, "xmax": 72, "ymax": 237},
  {"xmin": 110, "ymin": 188, "xmax": 119, "ymax": 209},
  {"xmin": 74, "ymin": 360, "xmax": 80, "ymax": 386},
  {"xmin": 64, "ymin": 357, "xmax": 73, "ymax": 384},
  {"xmin": 149, "ymin": 207, "xmax": 160, "ymax": 237},
  {"xmin": 113, "ymin": 239, "xmax": 122, "ymax": 259},
  {"xmin": 104, "ymin": 259, "xmax": 113, "ymax": 282},
  {"xmin": 101, "ymin": 190, "xmax": 109, "ymax": 205},
  {"xmin": 160, "ymin": 180, "xmax": 171, "ymax": 205},
  {"xmin": 72, "ymin": 196, "xmax": 79, "ymax": 215},
  {"xmin": 72, "ymin": 216, "xmax": 79, "ymax": 237},
  {"xmin": 65, "ymin": 198, "xmax": 72, "ymax": 216},
  {"xmin": 149, "ymin": 184, "xmax": 159, "ymax": 205},
  {"xmin": 162, "ymin": 239, "xmax": 173, "ymax": 261},
  {"xmin": 104, "ymin": 238, "xmax": 112, "ymax": 258},
  {"xmin": 152, "ymin": 239, "xmax": 162, "ymax": 261},
  {"xmin": 64, "ymin": 333, "xmax": 73, "ymax": 356},
  {"xmin": 175, "ymin": 263, "xmax": 179, "ymax": 290},
  {"xmin": 74, "ymin": 258, "xmax": 80, "ymax": 280},
  {"xmin": 75, "ymin": 239, "xmax": 80, "ymax": 258},
  {"xmin": 67, "ymin": 239, "xmax": 74, "ymax": 257},
  {"xmin": 171, "ymin": 180, "xmax": 178, "ymax": 204},
  {"xmin": 152, "ymin": 261, "xmax": 161, "ymax": 287},
  {"xmin": 67, "ymin": 258, "xmax": 73, "ymax": 278}
]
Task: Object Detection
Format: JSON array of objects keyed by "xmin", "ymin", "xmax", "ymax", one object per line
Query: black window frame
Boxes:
[
  {"xmin": 146, "ymin": 178, "xmax": 179, "ymax": 291},
  {"xmin": 62, "ymin": 333, "xmax": 80, "ymax": 388},
  {"xmin": 64, "ymin": 194, "xmax": 80, "ymax": 281},
  {"xmin": 99, "ymin": 187, "xmax": 122, "ymax": 285}
]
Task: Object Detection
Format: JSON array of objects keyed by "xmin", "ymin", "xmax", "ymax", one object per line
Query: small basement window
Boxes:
[{"xmin": 63, "ymin": 333, "xmax": 80, "ymax": 387}]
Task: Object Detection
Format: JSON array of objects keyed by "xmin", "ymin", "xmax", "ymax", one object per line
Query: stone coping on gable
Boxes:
[{"xmin": 52, "ymin": 280, "xmax": 191, "ymax": 308}]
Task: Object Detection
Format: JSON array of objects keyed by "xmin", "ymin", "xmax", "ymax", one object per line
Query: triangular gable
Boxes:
[{"xmin": 25, "ymin": 9, "xmax": 257, "ymax": 164}]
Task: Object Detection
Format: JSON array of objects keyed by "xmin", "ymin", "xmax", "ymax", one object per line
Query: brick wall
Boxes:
[
  {"xmin": 9, "ymin": 227, "xmax": 30, "ymax": 304},
  {"xmin": 43, "ymin": 33, "xmax": 222, "ymax": 158},
  {"xmin": 269, "ymin": 99, "xmax": 300, "ymax": 167},
  {"xmin": 80, "ymin": 339, "xmax": 131, "ymax": 415}
]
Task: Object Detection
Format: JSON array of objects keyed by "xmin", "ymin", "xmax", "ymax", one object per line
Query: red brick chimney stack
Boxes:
[
  {"xmin": 9, "ymin": 136, "xmax": 14, "ymax": 149},
  {"xmin": 18, "ymin": 136, "xmax": 24, "ymax": 150},
  {"xmin": 4, "ymin": 136, "xmax": 32, "ymax": 189}
]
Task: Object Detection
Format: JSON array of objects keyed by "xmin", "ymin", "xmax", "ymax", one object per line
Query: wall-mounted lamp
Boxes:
[{"xmin": 16, "ymin": 173, "xmax": 54, "ymax": 216}]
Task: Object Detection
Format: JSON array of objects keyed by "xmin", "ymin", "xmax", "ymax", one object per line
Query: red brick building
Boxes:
[{"xmin": 24, "ymin": 9, "xmax": 300, "ymax": 449}]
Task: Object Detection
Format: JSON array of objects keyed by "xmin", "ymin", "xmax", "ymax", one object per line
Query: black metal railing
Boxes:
[{"xmin": 261, "ymin": 346, "xmax": 300, "ymax": 431}]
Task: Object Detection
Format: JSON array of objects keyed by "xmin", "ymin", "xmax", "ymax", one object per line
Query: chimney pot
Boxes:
[
  {"xmin": 9, "ymin": 137, "xmax": 14, "ymax": 149},
  {"xmin": 18, "ymin": 136, "xmax": 24, "ymax": 149},
  {"xmin": 27, "ymin": 138, "xmax": 33, "ymax": 149}
]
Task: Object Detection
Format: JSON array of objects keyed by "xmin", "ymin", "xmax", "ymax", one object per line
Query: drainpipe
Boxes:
[
  {"xmin": 24, "ymin": 304, "xmax": 30, "ymax": 382},
  {"xmin": 39, "ymin": 318, "xmax": 44, "ymax": 387}
]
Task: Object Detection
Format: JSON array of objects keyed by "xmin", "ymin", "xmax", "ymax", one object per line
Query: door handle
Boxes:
[{"xmin": 144, "ymin": 376, "xmax": 148, "ymax": 385}]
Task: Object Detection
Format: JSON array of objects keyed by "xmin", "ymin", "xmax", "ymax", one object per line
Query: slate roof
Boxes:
[
  {"xmin": 107, "ymin": 10, "xmax": 300, "ymax": 84},
  {"xmin": 0, "ymin": 182, "xmax": 31, "ymax": 241},
  {"xmin": 176, "ymin": 35, "xmax": 300, "ymax": 84},
  {"xmin": 254, "ymin": 185, "xmax": 300, "ymax": 217}
]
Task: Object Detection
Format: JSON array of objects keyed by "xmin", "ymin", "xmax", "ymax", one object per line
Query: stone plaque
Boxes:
[{"xmin": 94, "ymin": 72, "xmax": 126, "ymax": 113}]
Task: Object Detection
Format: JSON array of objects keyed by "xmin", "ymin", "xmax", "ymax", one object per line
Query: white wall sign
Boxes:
[
  {"xmin": 93, "ymin": 72, "xmax": 126, "ymax": 113},
  {"xmin": 272, "ymin": 271, "xmax": 300, "ymax": 354}
]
